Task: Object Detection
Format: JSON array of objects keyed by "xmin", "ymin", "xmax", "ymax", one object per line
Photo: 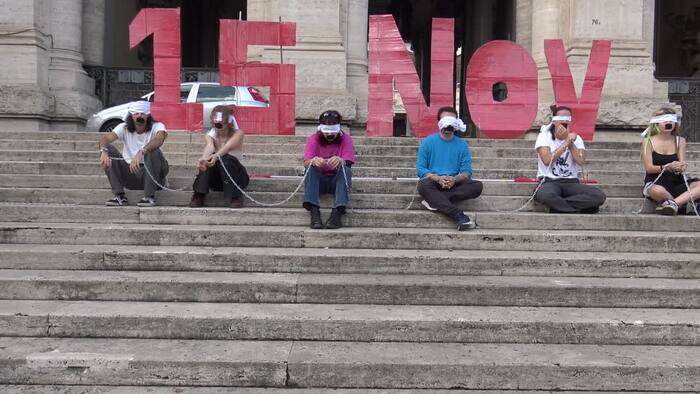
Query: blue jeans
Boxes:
[{"xmin": 303, "ymin": 166, "xmax": 351, "ymax": 211}]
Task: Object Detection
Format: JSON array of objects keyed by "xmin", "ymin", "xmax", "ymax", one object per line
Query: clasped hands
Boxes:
[
  {"xmin": 664, "ymin": 161, "xmax": 688, "ymax": 174},
  {"xmin": 197, "ymin": 154, "xmax": 219, "ymax": 172},
  {"xmin": 431, "ymin": 174, "xmax": 457, "ymax": 190},
  {"xmin": 309, "ymin": 156, "xmax": 344, "ymax": 170}
]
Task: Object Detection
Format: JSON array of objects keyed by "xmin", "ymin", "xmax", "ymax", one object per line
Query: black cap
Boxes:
[{"xmin": 319, "ymin": 110, "xmax": 342, "ymax": 125}]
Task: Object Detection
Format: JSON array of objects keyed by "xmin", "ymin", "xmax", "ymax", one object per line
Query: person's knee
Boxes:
[
  {"xmin": 535, "ymin": 189, "xmax": 558, "ymax": 203},
  {"xmin": 591, "ymin": 189, "xmax": 606, "ymax": 206},
  {"xmin": 417, "ymin": 177, "xmax": 434, "ymax": 195},
  {"xmin": 470, "ymin": 180, "xmax": 484, "ymax": 197}
]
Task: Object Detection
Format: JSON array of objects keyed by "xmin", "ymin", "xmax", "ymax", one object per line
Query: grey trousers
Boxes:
[
  {"xmin": 103, "ymin": 144, "xmax": 169, "ymax": 197},
  {"xmin": 534, "ymin": 178, "xmax": 606, "ymax": 213}
]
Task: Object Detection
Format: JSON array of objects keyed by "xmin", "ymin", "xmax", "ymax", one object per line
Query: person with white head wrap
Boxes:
[
  {"xmin": 533, "ymin": 105, "xmax": 606, "ymax": 213},
  {"xmin": 640, "ymin": 107, "xmax": 700, "ymax": 215},
  {"xmin": 303, "ymin": 110, "xmax": 356, "ymax": 229},
  {"xmin": 98, "ymin": 100, "xmax": 169, "ymax": 207},
  {"xmin": 190, "ymin": 105, "xmax": 250, "ymax": 208},
  {"xmin": 416, "ymin": 106, "xmax": 482, "ymax": 231}
]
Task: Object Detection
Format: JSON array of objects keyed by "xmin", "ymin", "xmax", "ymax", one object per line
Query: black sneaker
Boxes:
[
  {"xmin": 309, "ymin": 205, "xmax": 324, "ymax": 229},
  {"xmin": 453, "ymin": 212, "xmax": 476, "ymax": 231},
  {"xmin": 137, "ymin": 196, "xmax": 157, "ymax": 207},
  {"xmin": 325, "ymin": 208, "xmax": 343, "ymax": 230},
  {"xmin": 105, "ymin": 195, "xmax": 128, "ymax": 206}
]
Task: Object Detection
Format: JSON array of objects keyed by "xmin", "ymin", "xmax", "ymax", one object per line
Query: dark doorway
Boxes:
[
  {"xmin": 654, "ymin": 0, "xmax": 700, "ymax": 141},
  {"xmin": 368, "ymin": 0, "xmax": 515, "ymax": 136}
]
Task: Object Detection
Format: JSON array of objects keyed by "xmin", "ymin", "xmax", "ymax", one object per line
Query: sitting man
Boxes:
[
  {"xmin": 98, "ymin": 100, "xmax": 169, "ymax": 207},
  {"xmin": 417, "ymin": 106, "xmax": 483, "ymax": 230},
  {"xmin": 303, "ymin": 110, "xmax": 355, "ymax": 230}
]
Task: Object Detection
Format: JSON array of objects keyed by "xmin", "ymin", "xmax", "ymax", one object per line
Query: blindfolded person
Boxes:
[
  {"xmin": 303, "ymin": 110, "xmax": 355, "ymax": 229},
  {"xmin": 98, "ymin": 100, "xmax": 169, "ymax": 207},
  {"xmin": 533, "ymin": 105, "xmax": 606, "ymax": 213},
  {"xmin": 190, "ymin": 105, "xmax": 250, "ymax": 208},
  {"xmin": 641, "ymin": 108, "xmax": 700, "ymax": 215},
  {"xmin": 416, "ymin": 106, "xmax": 483, "ymax": 231}
]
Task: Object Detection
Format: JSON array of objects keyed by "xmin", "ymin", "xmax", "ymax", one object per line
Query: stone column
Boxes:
[
  {"xmin": 529, "ymin": 0, "xmax": 671, "ymax": 137},
  {"xmin": 0, "ymin": 0, "xmax": 53, "ymax": 130},
  {"xmin": 247, "ymin": 0, "xmax": 357, "ymax": 134},
  {"xmin": 82, "ymin": 0, "xmax": 105, "ymax": 66},
  {"xmin": 344, "ymin": 0, "xmax": 368, "ymax": 125},
  {"xmin": 47, "ymin": 0, "xmax": 101, "ymax": 129}
]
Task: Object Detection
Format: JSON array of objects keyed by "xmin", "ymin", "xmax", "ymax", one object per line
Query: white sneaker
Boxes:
[{"xmin": 421, "ymin": 200, "xmax": 437, "ymax": 211}]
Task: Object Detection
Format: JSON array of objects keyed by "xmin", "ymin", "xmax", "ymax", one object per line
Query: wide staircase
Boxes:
[{"xmin": 0, "ymin": 130, "xmax": 698, "ymax": 392}]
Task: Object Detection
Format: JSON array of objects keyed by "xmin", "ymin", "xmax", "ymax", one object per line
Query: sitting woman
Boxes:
[
  {"xmin": 641, "ymin": 108, "xmax": 700, "ymax": 215},
  {"xmin": 534, "ymin": 105, "xmax": 606, "ymax": 213},
  {"xmin": 189, "ymin": 105, "xmax": 250, "ymax": 208}
]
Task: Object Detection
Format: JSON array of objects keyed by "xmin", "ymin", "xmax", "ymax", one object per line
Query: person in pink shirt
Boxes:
[{"xmin": 303, "ymin": 110, "xmax": 356, "ymax": 229}]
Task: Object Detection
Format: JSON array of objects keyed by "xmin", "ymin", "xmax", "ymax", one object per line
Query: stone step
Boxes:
[
  {"xmin": 1, "ymin": 222, "xmax": 697, "ymax": 253},
  {"xmin": 0, "ymin": 130, "xmax": 675, "ymax": 148},
  {"xmin": 0, "ymin": 244, "xmax": 695, "ymax": 279},
  {"xmin": 0, "ymin": 269, "xmax": 697, "ymax": 308},
  {"xmin": 0, "ymin": 174, "xmax": 646, "ymax": 197},
  {"xmin": 2, "ymin": 300, "xmax": 696, "ymax": 345},
  {"xmin": 0, "ymin": 161, "xmax": 658, "ymax": 182},
  {"xmin": 2, "ymin": 204, "xmax": 698, "ymax": 232},
  {"xmin": 2, "ymin": 139, "xmax": 675, "ymax": 159},
  {"xmin": 2, "ymin": 388, "xmax": 663, "ymax": 394},
  {"xmin": 0, "ymin": 337, "xmax": 696, "ymax": 390},
  {"xmin": 0, "ymin": 187, "xmax": 659, "ymax": 214},
  {"xmin": 5, "ymin": 130, "xmax": 700, "ymax": 151},
  {"xmin": 7, "ymin": 149, "xmax": 699, "ymax": 172},
  {"xmin": 1, "ymin": 389, "xmax": 671, "ymax": 394}
]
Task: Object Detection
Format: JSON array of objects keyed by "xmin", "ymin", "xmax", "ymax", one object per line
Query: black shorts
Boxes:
[{"xmin": 643, "ymin": 176, "xmax": 700, "ymax": 198}]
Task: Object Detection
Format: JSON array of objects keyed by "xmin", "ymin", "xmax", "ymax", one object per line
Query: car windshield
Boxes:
[
  {"xmin": 196, "ymin": 85, "xmax": 237, "ymax": 103},
  {"xmin": 143, "ymin": 85, "xmax": 192, "ymax": 103}
]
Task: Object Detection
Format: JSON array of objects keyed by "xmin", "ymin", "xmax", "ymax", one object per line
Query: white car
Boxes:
[{"xmin": 86, "ymin": 82, "xmax": 270, "ymax": 132}]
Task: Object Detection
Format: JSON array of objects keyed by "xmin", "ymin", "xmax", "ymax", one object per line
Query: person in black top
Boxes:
[{"xmin": 641, "ymin": 108, "xmax": 700, "ymax": 215}]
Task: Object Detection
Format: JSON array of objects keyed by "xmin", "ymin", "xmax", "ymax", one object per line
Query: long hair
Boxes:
[
  {"xmin": 125, "ymin": 114, "xmax": 155, "ymax": 133},
  {"xmin": 548, "ymin": 104, "xmax": 573, "ymax": 140},
  {"xmin": 210, "ymin": 105, "xmax": 237, "ymax": 139},
  {"xmin": 642, "ymin": 107, "xmax": 677, "ymax": 152}
]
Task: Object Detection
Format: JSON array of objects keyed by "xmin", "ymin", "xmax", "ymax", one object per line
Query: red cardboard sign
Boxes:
[
  {"xmin": 219, "ymin": 19, "xmax": 297, "ymax": 135},
  {"xmin": 544, "ymin": 39, "xmax": 611, "ymax": 141},
  {"xmin": 466, "ymin": 40, "xmax": 539, "ymax": 139},
  {"xmin": 367, "ymin": 16, "xmax": 455, "ymax": 137},
  {"xmin": 129, "ymin": 8, "xmax": 203, "ymax": 132}
]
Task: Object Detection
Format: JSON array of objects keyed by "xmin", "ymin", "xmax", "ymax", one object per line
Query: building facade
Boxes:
[{"xmin": 0, "ymin": 0, "xmax": 697, "ymax": 140}]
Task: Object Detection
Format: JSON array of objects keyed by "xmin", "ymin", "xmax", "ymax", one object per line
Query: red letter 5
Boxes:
[{"xmin": 219, "ymin": 20, "xmax": 296, "ymax": 135}]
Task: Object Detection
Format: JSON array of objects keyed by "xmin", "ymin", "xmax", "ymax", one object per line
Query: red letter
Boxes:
[
  {"xmin": 545, "ymin": 39, "xmax": 611, "ymax": 141},
  {"xmin": 219, "ymin": 20, "xmax": 296, "ymax": 135},
  {"xmin": 466, "ymin": 40, "xmax": 538, "ymax": 139},
  {"xmin": 129, "ymin": 8, "xmax": 203, "ymax": 131},
  {"xmin": 367, "ymin": 16, "xmax": 454, "ymax": 137}
]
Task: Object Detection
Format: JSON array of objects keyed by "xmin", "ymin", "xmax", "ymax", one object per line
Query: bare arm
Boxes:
[
  {"xmin": 537, "ymin": 144, "xmax": 568, "ymax": 166},
  {"xmin": 142, "ymin": 130, "xmax": 167, "ymax": 154},
  {"xmin": 641, "ymin": 141, "xmax": 662, "ymax": 174},
  {"xmin": 215, "ymin": 130, "xmax": 244, "ymax": 157},
  {"xmin": 569, "ymin": 144, "xmax": 585, "ymax": 165},
  {"xmin": 98, "ymin": 132, "xmax": 118, "ymax": 149},
  {"xmin": 201, "ymin": 134, "xmax": 216, "ymax": 159}
]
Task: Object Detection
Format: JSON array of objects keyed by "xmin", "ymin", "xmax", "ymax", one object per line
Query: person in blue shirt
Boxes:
[{"xmin": 416, "ymin": 107, "xmax": 483, "ymax": 230}]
